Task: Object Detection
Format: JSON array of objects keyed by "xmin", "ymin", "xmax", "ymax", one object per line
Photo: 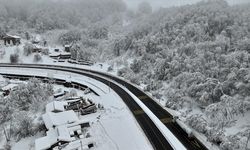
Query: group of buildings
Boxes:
[
  {"xmin": 0, "ymin": 33, "xmax": 71, "ymax": 56},
  {"xmin": 35, "ymin": 97, "xmax": 97, "ymax": 150},
  {"xmin": 0, "ymin": 33, "xmax": 94, "ymax": 66}
]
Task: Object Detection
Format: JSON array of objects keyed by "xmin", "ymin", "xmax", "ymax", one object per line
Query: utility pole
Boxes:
[{"xmin": 109, "ymin": 81, "xmax": 111, "ymax": 93}]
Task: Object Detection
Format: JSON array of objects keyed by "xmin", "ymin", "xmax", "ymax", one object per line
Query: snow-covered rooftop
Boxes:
[
  {"xmin": 46, "ymin": 101, "xmax": 68, "ymax": 113},
  {"xmin": 49, "ymin": 52, "xmax": 71, "ymax": 57},
  {"xmin": 35, "ymin": 136, "xmax": 51, "ymax": 150},
  {"xmin": 35, "ymin": 125, "xmax": 72, "ymax": 150},
  {"xmin": 1, "ymin": 83, "xmax": 18, "ymax": 91},
  {"xmin": 42, "ymin": 110, "xmax": 79, "ymax": 129},
  {"xmin": 63, "ymin": 138, "xmax": 94, "ymax": 150},
  {"xmin": 3, "ymin": 34, "xmax": 21, "ymax": 39}
]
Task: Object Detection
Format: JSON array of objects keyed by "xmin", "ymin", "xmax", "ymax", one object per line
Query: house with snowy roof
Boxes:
[
  {"xmin": 3, "ymin": 34, "xmax": 21, "ymax": 45},
  {"xmin": 35, "ymin": 125, "xmax": 72, "ymax": 150},
  {"xmin": 35, "ymin": 124, "xmax": 94, "ymax": 150},
  {"xmin": 42, "ymin": 110, "xmax": 79, "ymax": 129},
  {"xmin": 36, "ymin": 116, "xmax": 92, "ymax": 150}
]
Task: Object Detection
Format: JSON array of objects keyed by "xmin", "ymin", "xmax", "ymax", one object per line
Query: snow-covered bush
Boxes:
[
  {"xmin": 42, "ymin": 48, "xmax": 49, "ymax": 55},
  {"xmin": 130, "ymin": 59, "xmax": 142, "ymax": 74},
  {"xmin": 186, "ymin": 114, "xmax": 208, "ymax": 134},
  {"xmin": 9, "ymin": 53, "xmax": 19, "ymax": 63},
  {"xmin": 33, "ymin": 53, "xmax": 42, "ymax": 62},
  {"xmin": 23, "ymin": 43, "xmax": 34, "ymax": 56},
  {"xmin": 117, "ymin": 67, "xmax": 130, "ymax": 77},
  {"xmin": 128, "ymin": 75, "xmax": 140, "ymax": 85},
  {"xmin": 154, "ymin": 59, "xmax": 170, "ymax": 81},
  {"xmin": 206, "ymin": 128, "xmax": 224, "ymax": 144},
  {"xmin": 165, "ymin": 89, "xmax": 185, "ymax": 110},
  {"xmin": 12, "ymin": 112, "xmax": 34, "ymax": 140},
  {"xmin": 107, "ymin": 65, "xmax": 114, "ymax": 72}
]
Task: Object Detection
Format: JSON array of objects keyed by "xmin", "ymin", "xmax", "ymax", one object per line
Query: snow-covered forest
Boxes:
[
  {"xmin": 1, "ymin": 0, "xmax": 250, "ymax": 149},
  {"xmin": 0, "ymin": 78, "xmax": 53, "ymax": 149}
]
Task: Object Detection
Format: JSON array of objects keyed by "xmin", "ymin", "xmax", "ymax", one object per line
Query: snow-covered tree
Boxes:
[
  {"xmin": 23, "ymin": 43, "xmax": 34, "ymax": 56},
  {"xmin": 58, "ymin": 30, "xmax": 81, "ymax": 45},
  {"xmin": 33, "ymin": 53, "xmax": 42, "ymax": 62},
  {"xmin": 186, "ymin": 114, "xmax": 208, "ymax": 133}
]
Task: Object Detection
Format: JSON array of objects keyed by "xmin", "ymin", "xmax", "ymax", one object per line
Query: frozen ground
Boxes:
[{"xmin": 0, "ymin": 68, "xmax": 153, "ymax": 150}]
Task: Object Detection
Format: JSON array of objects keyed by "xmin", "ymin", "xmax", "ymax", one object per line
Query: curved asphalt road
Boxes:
[
  {"xmin": 0, "ymin": 64, "xmax": 174, "ymax": 150},
  {"xmin": 0, "ymin": 63, "xmax": 209, "ymax": 150}
]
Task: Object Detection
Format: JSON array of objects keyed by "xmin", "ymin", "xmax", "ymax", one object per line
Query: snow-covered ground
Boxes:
[
  {"xmin": 0, "ymin": 42, "xmax": 239, "ymax": 150},
  {"xmin": 0, "ymin": 44, "xmax": 211, "ymax": 149},
  {"xmin": 0, "ymin": 68, "xmax": 153, "ymax": 150}
]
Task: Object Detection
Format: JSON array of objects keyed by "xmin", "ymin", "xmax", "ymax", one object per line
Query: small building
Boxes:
[
  {"xmin": 65, "ymin": 45, "xmax": 71, "ymax": 52},
  {"xmin": 35, "ymin": 125, "xmax": 72, "ymax": 150},
  {"xmin": 80, "ymin": 104, "xmax": 97, "ymax": 115},
  {"xmin": 35, "ymin": 125, "xmax": 93, "ymax": 150},
  {"xmin": 42, "ymin": 110, "xmax": 79, "ymax": 129},
  {"xmin": 3, "ymin": 34, "xmax": 21, "ymax": 45},
  {"xmin": 46, "ymin": 101, "xmax": 68, "ymax": 113},
  {"xmin": 49, "ymin": 52, "xmax": 71, "ymax": 60},
  {"xmin": 59, "ymin": 52, "xmax": 71, "ymax": 59},
  {"xmin": 65, "ymin": 98, "xmax": 97, "ymax": 115},
  {"xmin": 53, "ymin": 91, "xmax": 67, "ymax": 99},
  {"xmin": 49, "ymin": 53, "xmax": 60, "ymax": 59}
]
